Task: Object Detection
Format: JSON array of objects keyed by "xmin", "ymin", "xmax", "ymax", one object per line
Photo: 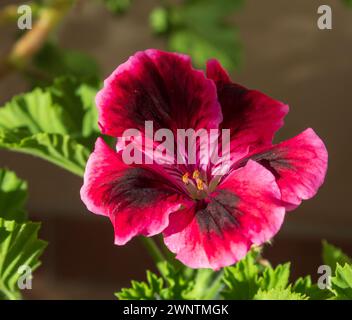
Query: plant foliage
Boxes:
[
  {"xmin": 0, "ymin": 77, "xmax": 100, "ymax": 176},
  {"xmin": 115, "ymin": 243, "xmax": 352, "ymax": 300},
  {"xmin": 0, "ymin": 169, "xmax": 47, "ymax": 300}
]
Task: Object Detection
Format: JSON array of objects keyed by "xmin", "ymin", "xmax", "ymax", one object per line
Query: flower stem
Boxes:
[
  {"xmin": 140, "ymin": 237, "xmax": 167, "ymax": 269},
  {"xmin": 141, "ymin": 237, "xmax": 173, "ymax": 279}
]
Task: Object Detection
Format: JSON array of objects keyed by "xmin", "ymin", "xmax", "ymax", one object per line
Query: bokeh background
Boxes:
[{"xmin": 0, "ymin": 0, "xmax": 351, "ymax": 299}]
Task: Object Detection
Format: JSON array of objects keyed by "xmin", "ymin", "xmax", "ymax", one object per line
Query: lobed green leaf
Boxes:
[
  {"xmin": 0, "ymin": 77, "xmax": 100, "ymax": 176},
  {"xmin": 0, "ymin": 169, "xmax": 27, "ymax": 223}
]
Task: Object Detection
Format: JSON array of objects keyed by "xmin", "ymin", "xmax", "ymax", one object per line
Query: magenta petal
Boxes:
[
  {"xmin": 206, "ymin": 59, "xmax": 231, "ymax": 83},
  {"xmin": 111, "ymin": 193, "xmax": 186, "ymax": 245},
  {"xmin": 206, "ymin": 59, "xmax": 289, "ymax": 158},
  {"xmin": 96, "ymin": 50, "xmax": 222, "ymax": 137},
  {"xmin": 163, "ymin": 161, "xmax": 285, "ymax": 269},
  {"xmin": 80, "ymin": 138, "xmax": 187, "ymax": 245},
  {"xmin": 250, "ymin": 128, "xmax": 328, "ymax": 209}
]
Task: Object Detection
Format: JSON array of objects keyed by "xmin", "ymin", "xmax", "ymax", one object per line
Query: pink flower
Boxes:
[{"xmin": 80, "ymin": 50, "xmax": 328, "ymax": 270}]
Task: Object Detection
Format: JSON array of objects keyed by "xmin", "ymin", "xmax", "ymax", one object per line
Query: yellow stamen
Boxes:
[
  {"xmin": 182, "ymin": 172, "xmax": 190, "ymax": 184},
  {"xmin": 196, "ymin": 178, "xmax": 204, "ymax": 191},
  {"xmin": 192, "ymin": 170, "xmax": 200, "ymax": 179}
]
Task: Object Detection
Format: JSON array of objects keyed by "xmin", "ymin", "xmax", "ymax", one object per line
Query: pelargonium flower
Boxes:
[{"xmin": 81, "ymin": 49, "xmax": 328, "ymax": 270}]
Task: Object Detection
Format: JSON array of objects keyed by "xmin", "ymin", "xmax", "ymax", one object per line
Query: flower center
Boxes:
[{"xmin": 182, "ymin": 170, "xmax": 211, "ymax": 200}]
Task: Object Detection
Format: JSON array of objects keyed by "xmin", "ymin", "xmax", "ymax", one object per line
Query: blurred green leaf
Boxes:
[
  {"xmin": 31, "ymin": 42, "xmax": 100, "ymax": 87},
  {"xmin": 322, "ymin": 240, "xmax": 352, "ymax": 272},
  {"xmin": 101, "ymin": 0, "xmax": 132, "ymax": 14},
  {"xmin": 150, "ymin": 7, "xmax": 169, "ymax": 34},
  {"xmin": 0, "ymin": 169, "xmax": 27, "ymax": 223},
  {"xmin": 169, "ymin": 27, "xmax": 241, "ymax": 71},
  {"xmin": 343, "ymin": 0, "xmax": 352, "ymax": 7},
  {"xmin": 150, "ymin": 0, "xmax": 244, "ymax": 70}
]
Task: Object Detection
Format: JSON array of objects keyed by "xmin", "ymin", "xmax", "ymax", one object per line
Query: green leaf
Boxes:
[
  {"xmin": 116, "ymin": 270, "xmax": 164, "ymax": 300},
  {"xmin": 254, "ymin": 287, "xmax": 308, "ymax": 300},
  {"xmin": 116, "ymin": 262, "xmax": 220, "ymax": 300},
  {"xmin": 173, "ymin": 0, "xmax": 244, "ymax": 27},
  {"xmin": 156, "ymin": 261, "xmax": 193, "ymax": 300},
  {"xmin": 220, "ymin": 248, "xmax": 310, "ymax": 300},
  {"xmin": 0, "ymin": 130, "xmax": 90, "ymax": 177},
  {"xmin": 343, "ymin": 0, "xmax": 352, "ymax": 7},
  {"xmin": 151, "ymin": 0, "xmax": 244, "ymax": 70},
  {"xmin": 150, "ymin": 7, "xmax": 170, "ymax": 34},
  {"xmin": 0, "ymin": 77, "xmax": 99, "ymax": 139},
  {"xmin": 308, "ymin": 285, "xmax": 334, "ymax": 300},
  {"xmin": 184, "ymin": 268, "xmax": 223, "ymax": 300},
  {"xmin": 0, "ymin": 77, "xmax": 99, "ymax": 176},
  {"xmin": 169, "ymin": 27, "xmax": 241, "ymax": 71},
  {"xmin": 322, "ymin": 240, "xmax": 352, "ymax": 271},
  {"xmin": 78, "ymin": 84, "xmax": 100, "ymax": 138},
  {"xmin": 292, "ymin": 276, "xmax": 312, "ymax": 294},
  {"xmin": 331, "ymin": 264, "xmax": 352, "ymax": 299},
  {"xmin": 258, "ymin": 263, "xmax": 290, "ymax": 291},
  {"xmin": 101, "ymin": 0, "xmax": 132, "ymax": 14},
  {"xmin": 31, "ymin": 42, "xmax": 100, "ymax": 87},
  {"xmin": 222, "ymin": 250, "xmax": 260, "ymax": 299},
  {"xmin": 0, "ymin": 169, "xmax": 27, "ymax": 223},
  {"xmin": 291, "ymin": 276, "xmax": 331, "ymax": 300},
  {"xmin": 0, "ymin": 218, "xmax": 47, "ymax": 300},
  {"xmin": 0, "ymin": 169, "xmax": 47, "ymax": 300},
  {"xmin": 115, "ymin": 263, "xmax": 187, "ymax": 300}
]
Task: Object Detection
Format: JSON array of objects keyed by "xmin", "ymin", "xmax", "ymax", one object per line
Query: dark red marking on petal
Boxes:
[
  {"xmin": 206, "ymin": 59, "xmax": 289, "ymax": 161},
  {"xmin": 248, "ymin": 128, "xmax": 328, "ymax": 210},
  {"xmin": 96, "ymin": 50, "xmax": 222, "ymax": 137},
  {"xmin": 163, "ymin": 161, "xmax": 285, "ymax": 269},
  {"xmin": 196, "ymin": 190, "xmax": 240, "ymax": 237},
  {"xmin": 81, "ymin": 138, "xmax": 189, "ymax": 245},
  {"xmin": 106, "ymin": 167, "xmax": 176, "ymax": 211}
]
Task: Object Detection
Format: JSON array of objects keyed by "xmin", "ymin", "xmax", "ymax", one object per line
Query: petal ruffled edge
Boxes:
[
  {"xmin": 206, "ymin": 59, "xmax": 289, "ymax": 155},
  {"xmin": 81, "ymin": 138, "xmax": 188, "ymax": 245},
  {"xmin": 96, "ymin": 49, "xmax": 223, "ymax": 137},
  {"xmin": 249, "ymin": 128, "xmax": 328, "ymax": 209}
]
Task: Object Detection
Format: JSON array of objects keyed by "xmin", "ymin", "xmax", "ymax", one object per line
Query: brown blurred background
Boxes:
[{"xmin": 0, "ymin": 0, "xmax": 351, "ymax": 299}]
